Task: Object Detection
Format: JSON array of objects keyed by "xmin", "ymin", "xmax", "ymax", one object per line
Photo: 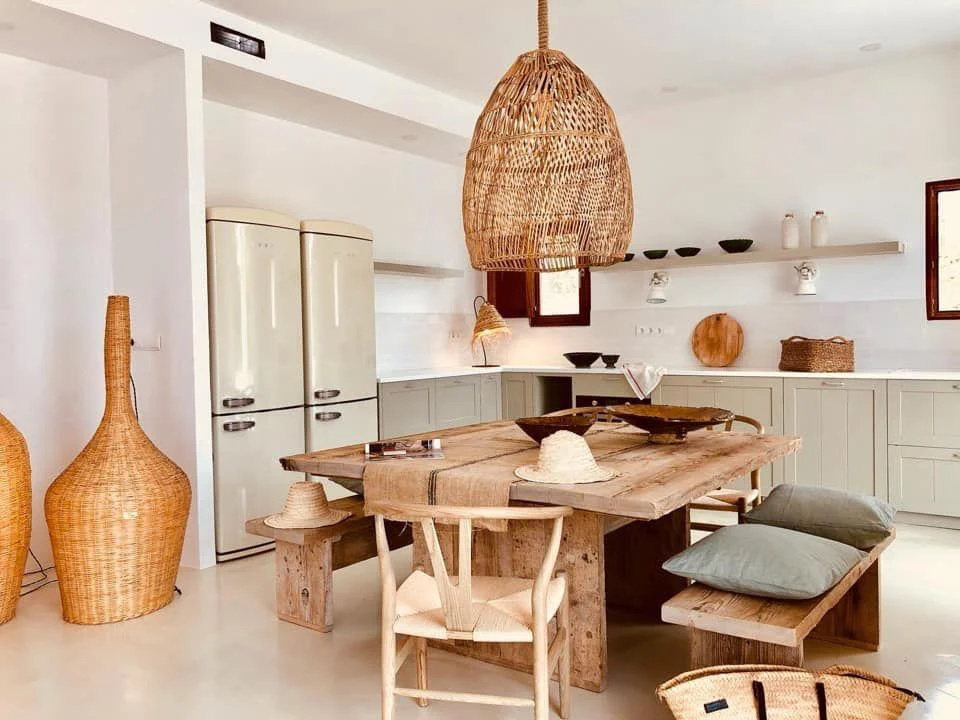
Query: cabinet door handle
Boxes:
[
  {"xmin": 702, "ymin": 379, "xmax": 725, "ymax": 385},
  {"xmin": 314, "ymin": 411, "xmax": 342, "ymax": 422},
  {"xmin": 223, "ymin": 420, "xmax": 255, "ymax": 432},
  {"xmin": 314, "ymin": 389, "xmax": 341, "ymax": 400},
  {"xmin": 452, "ymin": 379, "xmax": 464, "ymax": 385},
  {"xmin": 222, "ymin": 397, "xmax": 254, "ymax": 408},
  {"xmin": 953, "ymin": 452, "xmax": 960, "ymax": 460},
  {"xmin": 822, "ymin": 380, "xmax": 846, "ymax": 388},
  {"xmin": 953, "ymin": 385, "xmax": 960, "ymax": 391}
]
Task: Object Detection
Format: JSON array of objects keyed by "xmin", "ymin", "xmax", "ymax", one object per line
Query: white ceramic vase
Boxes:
[
  {"xmin": 781, "ymin": 213, "xmax": 800, "ymax": 249},
  {"xmin": 811, "ymin": 210, "xmax": 829, "ymax": 247}
]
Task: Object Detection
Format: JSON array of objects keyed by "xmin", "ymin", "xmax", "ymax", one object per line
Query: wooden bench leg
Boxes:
[
  {"xmin": 275, "ymin": 538, "xmax": 334, "ymax": 632},
  {"xmin": 690, "ymin": 629, "xmax": 803, "ymax": 669},
  {"xmin": 809, "ymin": 558, "xmax": 880, "ymax": 651}
]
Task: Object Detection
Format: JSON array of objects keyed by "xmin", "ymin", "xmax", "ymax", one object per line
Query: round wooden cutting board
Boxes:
[{"xmin": 692, "ymin": 313, "xmax": 744, "ymax": 367}]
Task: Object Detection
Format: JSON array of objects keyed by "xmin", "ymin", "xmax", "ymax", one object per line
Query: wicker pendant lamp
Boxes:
[
  {"xmin": 463, "ymin": 0, "xmax": 633, "ymax": 273},
  {"xmin": 44, "ymin": 296, "xmax": 192, "ymax": 624}
]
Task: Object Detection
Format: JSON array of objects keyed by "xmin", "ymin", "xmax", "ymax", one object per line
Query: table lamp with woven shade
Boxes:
[
  {"xmin": 463, "ymin": 0, "xmax": 633, "ymax": 273},
  {"xmin": 472, "ymin": 296, "xmax": 511, "ymax": 367}
]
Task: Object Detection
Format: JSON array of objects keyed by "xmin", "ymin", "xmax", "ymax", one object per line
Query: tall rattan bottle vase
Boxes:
[
  {"xmin": 44, "ymin": 296, "xmax": 192, "ymax": 624},
  {"xmin": 0, "ymin": 412, "xmax": 31, "ymax": 624}
]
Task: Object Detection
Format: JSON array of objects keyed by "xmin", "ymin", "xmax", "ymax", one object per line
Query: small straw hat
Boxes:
[
  {"xmin": 264, "ymin": 481, "xmax": 351, "ymax": 529},
  {"xmin": 514, "ymin": 430, "xmax": 618, "ymax": 485}
]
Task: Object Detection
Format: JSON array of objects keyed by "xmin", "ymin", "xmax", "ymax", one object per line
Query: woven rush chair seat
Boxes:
[{"xmin": 395, "ymin": 571, "xmax": 566, "ymax": 642}]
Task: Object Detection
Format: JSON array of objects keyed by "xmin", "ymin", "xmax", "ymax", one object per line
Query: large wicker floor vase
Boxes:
[
  {"xmin": 0, "ymin": 412, "xmax": 31, "ymax": 625},
  {"xmin": 44, "ymin": 296, "xmax": 192, "ymax": 624}
]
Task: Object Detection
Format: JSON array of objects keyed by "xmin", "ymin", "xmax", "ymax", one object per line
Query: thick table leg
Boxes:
[
  {"xmin": 809, "ymin": 559, "xmax": 881, "ymax": 651},
  {"xmin": 275, "ymin": 538, "xmax": 334, "ymax": 632},
  {"xmin": 604, "ymin": 507, "xmax": 690, "ymax": 620},
  {"xmin": 690, "ymin": 629, "xmax": 803, "ymax": 668},
  {"xmin": 414, "ymin": 509, "xmax": 608, "ymax": 692}
]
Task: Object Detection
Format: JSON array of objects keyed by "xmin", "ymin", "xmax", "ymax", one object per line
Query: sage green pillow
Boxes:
[
  {"xmin": 662, "ymin": 524, "xmax": 866, "ymax": 600},
  {"xmin": 744, "ymin": 484, "xmax": 895, "ymax": 550}
]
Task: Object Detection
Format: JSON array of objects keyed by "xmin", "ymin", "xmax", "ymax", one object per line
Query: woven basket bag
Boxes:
[
  {"xmin": 0, "ymin": 412, "xmax": 31, "ymax": 624},
  {"xmin": 657, "ymin": 664, "xmax": 923, "ymax": 720},
  {"xmin": 779, "ymin": 336, "xmax": 855, "ymax": 372},
  {"xmin": 44, "ymin": 296, "xmax": 192, "ymax": 624}
]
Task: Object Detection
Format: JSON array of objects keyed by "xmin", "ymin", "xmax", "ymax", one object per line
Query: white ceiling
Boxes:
[{"xmin": 204, "ymin": 0, "xmax": 960, "ymax": 113}]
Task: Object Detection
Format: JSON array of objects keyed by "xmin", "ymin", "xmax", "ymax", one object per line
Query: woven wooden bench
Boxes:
[
  {"xmin": 246, "ymin": 495, "xmax": 411, "ymax": 632},
  {"xmin": 662, "ymin": 530, "xmax": 894, "ymax": 668}
]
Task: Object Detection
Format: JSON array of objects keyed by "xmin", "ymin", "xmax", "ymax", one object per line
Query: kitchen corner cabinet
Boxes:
[
  {"xmin": 502, "ymin": 373, "xmax": 537, "ymax": 420},
  {"xmin": 783, "ymin": 378, "xmax": 887, "ymax": 499},
  {"xmin": 655, "ymin": 375, "xmax": 784, "ymax": 491}
]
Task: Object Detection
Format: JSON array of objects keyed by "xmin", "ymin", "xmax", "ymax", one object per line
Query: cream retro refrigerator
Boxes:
[
  {"xmin": 207, "ymin": 207, "xmax": 305, "ymax": 560},
  {"xmin": 301, "ymin": 220, "xmax": 378, "ymax": 500}
]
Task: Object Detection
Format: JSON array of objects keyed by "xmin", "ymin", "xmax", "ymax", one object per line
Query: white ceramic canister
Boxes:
[
  {"xmin": 811, "ymin": 210, "xmax": 829, "ymax": 247},
  {"xmin": 781, "ymin": 213, "xmax": 800, "ymax": 249}
]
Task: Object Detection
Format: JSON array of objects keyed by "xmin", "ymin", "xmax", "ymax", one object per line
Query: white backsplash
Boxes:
[
  {"xmin": 376, "ymin": 312, "xmax": 477, "ymax": 373},
  {"xmin": 500, "ymin": 300, "xmax": 960, "ymax": 371}
]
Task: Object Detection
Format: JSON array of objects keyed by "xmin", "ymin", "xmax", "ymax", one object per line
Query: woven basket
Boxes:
[
  {"xmin": 657, "ymin": 664, "xmax": 922, "ymax": 720},
  {"xmin": 779, "ymin": 336, "xmax": 854, "ymax": 372},
  {"xmin": 462, "ymin": 0, "xmax": 633, "ymax": 272},
  {"xmin": 0, "ymin": 412, "xmax": 31, "ymax": 624},
  {"xmin": 44, "ymin": 296, "xmax": 192, "ymax": 624}
]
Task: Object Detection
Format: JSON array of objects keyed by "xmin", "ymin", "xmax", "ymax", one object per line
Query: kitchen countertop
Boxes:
[{"xmin": 378, "ymin": 365, "xmax": 960, "ymax": 383}]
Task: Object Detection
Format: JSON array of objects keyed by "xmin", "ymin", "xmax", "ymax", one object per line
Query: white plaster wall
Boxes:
[
  {"xmin": 202, "ymin": 100, "xmax": 481, "ymax": 372},
  {"xmin": 0, "ymin": 54, "xmax": 113, "ymax": 567},
  {"xmin": 505, "ymin": 50, "xmax": 960, "ymax": 370}
]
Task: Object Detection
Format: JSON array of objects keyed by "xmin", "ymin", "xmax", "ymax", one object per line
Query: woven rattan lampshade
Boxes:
[
  {"xmin": 0, "ymin": 412, "xmax": 31, "ymax": 625},
  {"xmin": 472, "ymin": 296, "xmax": 511, "ymax": 367},
  {"xmin": 44, "ymin": 296, "xmax": 192, "ymax": 624},
  {"xmin": 463, "ymin": 0, "xmax": 633, "ymax": 272}
]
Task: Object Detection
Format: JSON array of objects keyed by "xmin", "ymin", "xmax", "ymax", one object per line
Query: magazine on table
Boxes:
[{"xmin": 364, "ymin": 439, "xmax": 444, "ymax": 460}]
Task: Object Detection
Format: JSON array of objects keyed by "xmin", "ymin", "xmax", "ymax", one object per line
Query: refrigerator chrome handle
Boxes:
[
  {"xmin": 314, "ymin": 411, "xmax": 343, "ymax": 422},
  {"xmin": 223, "ymin": 420, "xmax": 256, "ymax": 432},
  {"xmin": 314, "ymin": 389, "xmax": 341, "ymax": 400},
  {"xmin": 222, "ymin": 397, "xmax": 254, "ymax": 408}
]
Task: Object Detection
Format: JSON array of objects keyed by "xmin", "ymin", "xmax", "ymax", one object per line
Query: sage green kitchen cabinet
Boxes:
[
  {"xmin": 655, "ymin": 375, "xmax": 784, "ymax": 491},
  {"xmin": 888, "ymin": 380, "xmax": 960, "ymax": 449},
  {"xmin": 888, "ymin": 445, "xmax": 960, "ymax": 516},
  {"xmin": 571, "ymin": 374, "xmax": 635, "ymax": 402},
  {"xmin": 480, "ymin": 373, "xmax": 502, "ymax": 422},
  {"xmin": 783, "ymin": 377, "xmax": 887, "ymax": 499},
  {"xmin": 378, "ymin": 379, "xmax": 436, "ymax": 439},
  {"xmin": 436, "ymin": 376, "xmax": 482, "ymax": 429},
  {"xmin": 502, "ymin": 373, "xmax": 536, "ymax": 420}
]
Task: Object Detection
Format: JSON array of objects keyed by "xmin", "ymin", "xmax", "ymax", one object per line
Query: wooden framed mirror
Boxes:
[{"xmin": 926, "ymin": 178, "xmax": 960, "ymax": 319}]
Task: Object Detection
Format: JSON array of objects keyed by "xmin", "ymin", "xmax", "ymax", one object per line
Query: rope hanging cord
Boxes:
[{"xmin": 538, "ymin": 0, "xmax": 549, "ymax": 49}]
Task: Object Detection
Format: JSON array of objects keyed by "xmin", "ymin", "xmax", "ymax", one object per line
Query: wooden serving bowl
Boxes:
[
  {"xmin": 515, "ymin": 413, "xmax": 597, "ymax": 444},
  {"xmin": 608, "ymin": 404, "xmax": 734, "ymax": 444}
]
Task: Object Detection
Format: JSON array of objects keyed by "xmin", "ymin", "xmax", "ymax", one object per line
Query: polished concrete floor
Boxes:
[{"xmin": 2, "ymin": 523, "xmax": 959, "ymax": 719}]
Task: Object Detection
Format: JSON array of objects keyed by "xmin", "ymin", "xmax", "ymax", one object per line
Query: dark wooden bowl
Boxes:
[
  {"xmin": 608, "ymin": 404, "xmax": 734, "ymax": 444},
  {"xmin": 674, "ymin": 247, "xmax": 702, "ymax": 257},
  {"xmin": 719, "ymin": 238, "xmax": 753, "ymax": 254},
  {"xmin": 563, "ymin": 352, "xmax": 601, "ymax": 368},
  {"xmin": 516, "ymin": 414, "xmax": 597, "ymax": 444},
  {"xmin": 643, "ymin": 249, "xmax": 668, "ymax": 260}
]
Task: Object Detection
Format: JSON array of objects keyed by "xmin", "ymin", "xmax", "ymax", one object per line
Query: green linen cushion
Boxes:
[
  {"xmin": 743, "ymin": 484, "xmax": 896, "ymax": 550},
  {"xmin": 662, "ymin": 524, "xmax": 866, "ymax": 600}
]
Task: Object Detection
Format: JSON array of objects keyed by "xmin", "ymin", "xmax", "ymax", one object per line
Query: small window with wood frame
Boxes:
[
  {"xmin": 487, "ymin": 269, "xmax": 591, "ymax": 327},
  {"xmin": 926, "ymin": 178, "xmax": 960, "ymax": 319}
]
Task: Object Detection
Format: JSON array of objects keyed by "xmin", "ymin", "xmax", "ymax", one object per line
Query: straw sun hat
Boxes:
[
  {"xmin": 514, "ymin": 430, "xmax": 618, "ymax": 485},
  {"xmin": 264, "ymin": 481, "xmax": 351, "ymax": 529}
]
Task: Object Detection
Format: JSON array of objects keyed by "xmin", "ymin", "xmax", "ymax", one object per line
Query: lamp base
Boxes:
[{"xmin": 472, "ymin": 363, "xmax": 500, "ymax": 368}]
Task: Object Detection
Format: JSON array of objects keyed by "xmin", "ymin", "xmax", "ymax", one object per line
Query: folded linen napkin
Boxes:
[{"xmin": 622, "ymin": 363, "xmax": 667, "ymax": 400}]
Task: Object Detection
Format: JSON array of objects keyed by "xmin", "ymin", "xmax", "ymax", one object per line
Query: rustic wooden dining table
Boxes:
[{"xmin": 280, "ymin": 420, "xmax": 800, "ymax": 692}]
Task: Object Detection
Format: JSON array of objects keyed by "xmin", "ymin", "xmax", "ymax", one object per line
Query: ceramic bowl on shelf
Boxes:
[
  {"xmin": 515, "ymin": 413, "xmax": 597, "ymax": 444},
  {"xmin": 563, "ymin": 352, "xmax": 602, "ymax": 369},
  {"xmin": 608, "ymin": 404, "xmax": 734, "ymax": 444},
  {"xmin": 674, "ymin": 247, "xmax": 701, "ymax": 257},
  {"xmin": 643, "ymin": 249, "xmax": 669, "ymax": 260},
  {"xmin": 719, "ymin": 239, "xmax": 754, "ymax": 254},
  {"xmin": 623, "ymin": 252, "xmax": 636, "ymax": 262},
  {"xmin": 601, "ymin": 354, "xmax": 620, "ymax": 368}
]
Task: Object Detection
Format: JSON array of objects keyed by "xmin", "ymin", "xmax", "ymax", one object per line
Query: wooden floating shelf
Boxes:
[
  {"xmin": 606, "ymin": 241, "xmax": 904, "ymax": 272},
  {"xmin": 373, "ymin": 261, "xmax": 465, "ymax": 279}
]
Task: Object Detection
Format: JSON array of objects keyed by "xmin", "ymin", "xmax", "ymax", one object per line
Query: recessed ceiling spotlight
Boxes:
[
  {"xmin": 400, "ymin": 134, "xmax": 418, "ymax": 142},
  {"xmin": 859, "ymin": 43, "xmax": 882, "ymax": 53},
  {"xmin": 660, "ymin": 85, "xmax": 680, "ymax": 94}
]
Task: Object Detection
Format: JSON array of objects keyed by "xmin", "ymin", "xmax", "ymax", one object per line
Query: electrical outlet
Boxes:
[{"xmin": 132, "ymin": 335, "xmax": 162, "ymax": 352}]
